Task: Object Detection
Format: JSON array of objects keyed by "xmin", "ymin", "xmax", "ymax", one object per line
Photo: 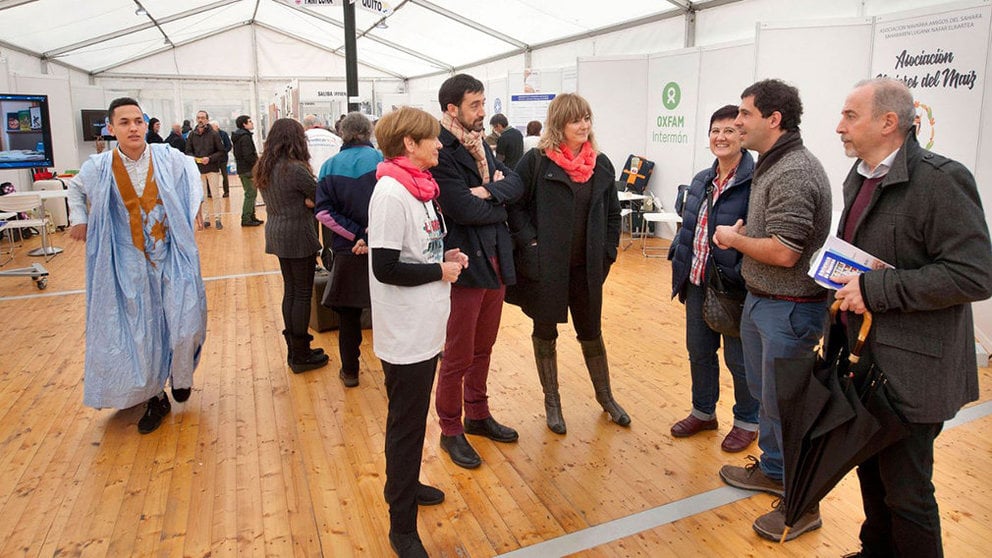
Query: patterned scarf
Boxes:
[
  {"xmin": 546, "ymin": 141, "xmax": 596, "ymax": 183},
  {"xmin": 440, "ymin": 112, "xmax": 490, "ymax": 184},
  {"xmin": 376, "ymin": 156, "xmax": 440, "ymax": 202}
]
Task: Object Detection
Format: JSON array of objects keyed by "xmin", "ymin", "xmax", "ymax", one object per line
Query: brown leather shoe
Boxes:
[
  {"xmin": 719, "ymin": 456, "xmax": 784, "ymax": 496},
  {"xmin": 752, "ymin": 502, "xmax": 821, "ymax": 542},
  {"xmin": 670, "ymin": 414, "xmax": 718, "ymax": 437},
  {"xmin": 721, "ymin": 426, "xmax": 758, "ymax": 453}
]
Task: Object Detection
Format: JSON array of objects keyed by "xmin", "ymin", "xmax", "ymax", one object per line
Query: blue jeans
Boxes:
[
  {"xmin": 684, "ymin": 283, "xmax": 758, "ymax": 427},
  {"xmin": 740, "ymin": 293, "xmax": 827, "ymax": 481}
]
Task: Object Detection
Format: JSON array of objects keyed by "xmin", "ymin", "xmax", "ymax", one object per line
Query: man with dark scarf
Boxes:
[{"xmin": 712, "ymin": 79, "xmax": 832, "ymax": 542}]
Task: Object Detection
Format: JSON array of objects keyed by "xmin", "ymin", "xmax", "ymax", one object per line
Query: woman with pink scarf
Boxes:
[
  {"xmin": 368, "ymin": 106, "xmax": 468, "ymax": 558},
  {"xmin": 506, "ymin": 93, "xmax": 629, "ymax": 435}
]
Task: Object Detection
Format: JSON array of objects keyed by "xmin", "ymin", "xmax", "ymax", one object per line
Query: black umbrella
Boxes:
[{"xmin": 774, "ymin": 302, "xmax": 909, "ymax": 542}]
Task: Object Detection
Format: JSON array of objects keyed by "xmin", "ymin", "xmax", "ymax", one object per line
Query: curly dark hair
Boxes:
[
  {"xmin": 741, "ymin": 79, "xmax": 803, "ymax": 132},
  {"xmin": 252, "ymin": 118, "xmax": 311, "ymax": 190}
]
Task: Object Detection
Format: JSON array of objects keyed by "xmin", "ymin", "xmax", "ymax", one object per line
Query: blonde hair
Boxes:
[
  {"xmin": 375, "ymin": 106, "xmax": 441, "ymax": 158},
  {"xmin": 538, "ymin": 93, "xmax": 598, "ymax": 153}
]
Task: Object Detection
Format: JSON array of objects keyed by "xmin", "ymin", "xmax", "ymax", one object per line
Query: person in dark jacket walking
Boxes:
[
  {"xmin": 667, "ymin": 104, "xmax": 759, "ymax": 453},
  {"xmin": 506, "ymin": 93, "xmax": 628, "ymax": 434},
  {"xmin": 232, "ymin": 115, "xmax": 262, "ymax": 226},
  {"xmin": 314, "ymin": 112, "xmax": 383, "ymax": 388},
  {"xmin": 211, "ymin": 120, "xmax": 233, "ymax": 197},
  {"xmin": 186, "ymin": 110, "xmax": 226, "ymax": 229},
  {"xmin": 254, "ymin": 118, "xmax": 329, "ymax": 374},
  {"xmin": 431, "ymin": 74, "xmax": 526, "ymax": 469}
]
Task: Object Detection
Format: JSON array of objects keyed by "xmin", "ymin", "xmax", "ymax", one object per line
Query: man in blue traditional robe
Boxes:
[{"xmin": 68, "ymin": 97, "xmax": 207, "ymax": 434}]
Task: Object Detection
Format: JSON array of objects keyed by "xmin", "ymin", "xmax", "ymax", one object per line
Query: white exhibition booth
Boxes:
[{"xmin": 0, "ymin": 0, "xmax": 990, "ymax": 355}]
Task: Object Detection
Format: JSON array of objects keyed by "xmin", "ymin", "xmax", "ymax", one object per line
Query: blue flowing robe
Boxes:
[{"xmin": 80, "ymin": 144, "xmax": 207, "ymax": 409}]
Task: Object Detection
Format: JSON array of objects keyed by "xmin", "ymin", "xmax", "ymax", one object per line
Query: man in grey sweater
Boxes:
[{"xmin": 712, "ymin": 79, "xmax": 831, "ymax": 542}]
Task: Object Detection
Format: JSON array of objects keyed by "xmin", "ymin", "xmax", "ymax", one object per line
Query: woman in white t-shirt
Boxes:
[{"xmin": 368, "ymin": 106, "xmax": 468, "ymax": 558}]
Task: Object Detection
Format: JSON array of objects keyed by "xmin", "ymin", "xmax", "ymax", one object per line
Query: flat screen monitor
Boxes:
[
  {"xmin": 80, "ymin": 108, "xmax": 115, "ymax": 142},
  {"xmin": 0, "ymin": 93, "xmax": 55, "ymax": 170}
]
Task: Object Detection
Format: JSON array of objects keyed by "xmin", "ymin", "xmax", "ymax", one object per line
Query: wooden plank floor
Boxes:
[{"xmin": 1, "ymin": 185, "xmax": 990, "ymax": 557}]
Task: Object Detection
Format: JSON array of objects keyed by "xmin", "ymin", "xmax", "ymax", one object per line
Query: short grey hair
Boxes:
[
  {"xmin": 857, "ymin": 78, "xmax": 916, "ymax": 134},
  {"xmin": 338, "ymin": 112, "xmax": 374, "ymax": 143},
  {"xmin": 302, "ymin": 114, "xmax": 320, "ymax": 128}
]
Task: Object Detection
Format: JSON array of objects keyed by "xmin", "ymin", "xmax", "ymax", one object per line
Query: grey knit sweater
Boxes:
[{"xmin": 741, "ymin": 146, "xmax": 831, "ymax": 297}]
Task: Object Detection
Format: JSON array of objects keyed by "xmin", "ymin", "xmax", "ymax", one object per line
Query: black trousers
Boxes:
[
  {"xmin": 857, "ymin": 421, "xmax": 944, "ymax": 557},
  {"xmin": 382, "ymin": 355, "xmax": 438, "ymax": 535},
  {"xmin": 277, "ymin": 256, "xmax": 315, "ymax": 337},
  {"xmin": 533, "ymin": 265, "xmax": 602, "ymax": 341},
  {"xmin": 332, "ymin": 306, "xmax": 363, "ymax": 372}
]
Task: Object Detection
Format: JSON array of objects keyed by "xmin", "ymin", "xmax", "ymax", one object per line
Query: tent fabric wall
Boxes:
[{"xmin": 754, "ymin": 18, "xmax": 875, "ymax": 215}]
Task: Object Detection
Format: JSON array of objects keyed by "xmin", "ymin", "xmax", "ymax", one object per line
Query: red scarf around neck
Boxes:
[
  {"xmin": 546, "ymin": 141, "xmax": 596, "ymax": 183},
  {"xmin": 376, "ymin": 156, "xmax": 440, "ymax": 202}
]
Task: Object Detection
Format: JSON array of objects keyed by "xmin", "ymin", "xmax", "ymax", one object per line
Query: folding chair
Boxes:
[{"xmin": 639, "ymin": 194, "xmax": 683, "ymax": 258}]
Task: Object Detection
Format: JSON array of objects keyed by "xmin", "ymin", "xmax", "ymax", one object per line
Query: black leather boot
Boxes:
[
  {"xmin": 289, "ymin": 335, "xmax": 329, "ymax": 373},
  {"xmin": 532, "ymin": 336, "xmax": 566, "ymax": 434},
  {"xmin": 579, "ymin": 336, "xmax": 631, "ymax": 426}
]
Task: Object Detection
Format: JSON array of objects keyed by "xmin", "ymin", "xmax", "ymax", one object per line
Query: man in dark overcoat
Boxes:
[{"xmin": 833, "ymin": 77, "xmax": 992, "ymax": 558}]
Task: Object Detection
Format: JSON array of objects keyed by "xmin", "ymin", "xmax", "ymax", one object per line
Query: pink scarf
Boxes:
[
  {"xmin": 376, "ymin": 156, "xmax": 440, "ymax": 202},
  {"xmin": 440, "ymin": 112, "xmax": 490, "ymax": 184},
  {"xmin": 546, "ymin": 141, "xmax": 596, "ymax": 183}
]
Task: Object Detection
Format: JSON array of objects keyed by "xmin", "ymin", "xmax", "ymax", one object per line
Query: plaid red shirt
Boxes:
[{"xmin": 689, "ymin": 168, "xmax": 736, "ymax": 285}]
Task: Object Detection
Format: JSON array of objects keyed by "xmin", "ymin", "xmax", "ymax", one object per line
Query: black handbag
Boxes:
[
  {"xmin": 700, "ymin": 183, "xmax": 746, "ymax": 337},
  {"xmin": 703, "ymin": 255, "xmax": 746, "ymax": 337}
]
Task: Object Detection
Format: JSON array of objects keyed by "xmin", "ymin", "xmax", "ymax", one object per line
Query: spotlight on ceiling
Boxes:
[
  {"xmin": 375, "ymin": 21, "xmax": 388, "ymax": 29},
  {"xmin": 135, "ymin": 7, "xmax": 146, "ymax": 16}
]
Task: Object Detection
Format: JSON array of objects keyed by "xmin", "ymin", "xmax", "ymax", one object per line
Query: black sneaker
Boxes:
[
  {"xmin": 171, "ymin": 386, "xmax": 191, "ymax": 402},
  {"xmin": 339, "ymin": 369, "xmax": 359, "ymax": 388},
  {"xmin": 137, "ymin": 393, "xmax": 171, "ymax": 434}
]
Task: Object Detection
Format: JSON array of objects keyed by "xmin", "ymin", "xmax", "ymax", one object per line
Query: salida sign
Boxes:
[{"xmin": 292, "ymin": 0, "xmax": 393, "ymax": 16}]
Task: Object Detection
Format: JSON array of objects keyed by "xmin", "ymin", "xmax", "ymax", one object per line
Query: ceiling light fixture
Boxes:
[
  {"xmin": 375, "ymin": 22, "xmax": 388, "ymax": 29},
  {"xmin": 134, "ymin": 1, "xmax": 147, "ymax": 16}
]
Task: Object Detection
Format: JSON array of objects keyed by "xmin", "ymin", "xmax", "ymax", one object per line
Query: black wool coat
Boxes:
[
  {"xmin": 839, "ymin": 132, "xmax": 992, "ymax": 423},
  {"xmin": 505, "ymin": 148, "xmax": 621, "ymax": 323},
  {"xmin": 433, "ymin": 126, "xmax": 524, "ymax": 289}
]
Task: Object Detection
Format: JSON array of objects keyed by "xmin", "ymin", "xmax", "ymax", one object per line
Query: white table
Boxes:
[
  {"xmin": 3, "ymin": 189, "xmax": 69, "ymax": 256},
  {"xmin": 617, "ymin": 191, "xmax": 649, "ymax": 249}
]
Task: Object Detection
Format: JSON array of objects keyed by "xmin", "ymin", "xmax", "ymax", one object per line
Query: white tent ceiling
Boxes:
[{"xmin": 0, "ymin": 0, "xmax": 718, "ymax": 80}]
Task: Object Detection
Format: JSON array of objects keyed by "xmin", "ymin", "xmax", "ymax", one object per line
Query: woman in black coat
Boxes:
[
  {"xmin": 506, "ymin": 93, "xmax": 627, "ymax": 434},
  {"xmin": 254, "ymin": 118, "xmax": 329, "ymax": 374},
  {"xmin": 667, "ymin": 105, "xmax": 759, "ymax": 454}
]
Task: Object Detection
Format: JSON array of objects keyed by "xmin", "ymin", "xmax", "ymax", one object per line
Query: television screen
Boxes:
[
  {"xmin": 0, "ymin": 93, "xmax": 55, "ymax": 170},
  {"xmin": 80, "ymin": 108, "xmax": 115, "ymax": 142}
]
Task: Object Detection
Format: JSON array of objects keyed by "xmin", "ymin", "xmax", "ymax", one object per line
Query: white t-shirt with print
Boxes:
[{"xmin": 368, "ymin": 175, "xmax": 450, "ymax": 365}]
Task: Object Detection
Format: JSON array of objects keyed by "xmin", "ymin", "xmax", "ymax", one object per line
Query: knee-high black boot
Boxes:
[
  {"xmin": 579, "ymin": 336, "xmax": 631, "ymax": 426},
  {"xmin": 532, "ymin": 336, "xmax": 566, "ymax": 434}
]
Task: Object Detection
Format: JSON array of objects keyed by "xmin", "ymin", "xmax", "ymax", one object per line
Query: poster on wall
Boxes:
[
  {"xmin": 644, "ymin": 50, "xmax": 700, "ymax": 214},
  {"xmin": 872, "ymin": 4, "xmax": 992, "ymax": 170},
  {"xmin": 509, "ymin": 94, "xmax": 556, "ymax": 129}
]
